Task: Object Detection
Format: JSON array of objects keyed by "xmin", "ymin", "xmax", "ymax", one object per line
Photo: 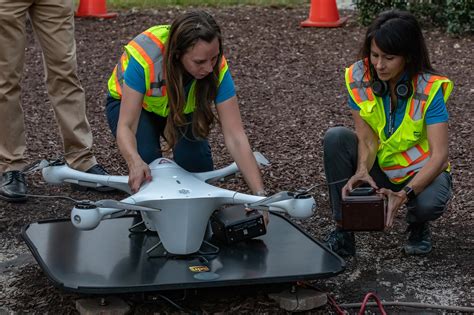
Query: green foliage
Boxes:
[
  {"xmin": 353, "ymin": 0, "xmax": 473, "ymax": 35},
  {"xmin": 446, "ymin": 0, "xmax": 473, "ymax": 34}
]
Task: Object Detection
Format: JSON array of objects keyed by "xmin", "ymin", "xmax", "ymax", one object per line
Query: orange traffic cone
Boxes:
[
  {"xmin": 301, "ymin": 0, "xmax": 348, "ymax": 28},
  {"xmin": 76, "ymin": 0, "xmax": 118, "ymax": 19}
]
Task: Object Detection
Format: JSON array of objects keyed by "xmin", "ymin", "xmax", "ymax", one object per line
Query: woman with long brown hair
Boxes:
[{"xmin": 105, "ymin": 11, "xmax": 266, "ymax": 209}]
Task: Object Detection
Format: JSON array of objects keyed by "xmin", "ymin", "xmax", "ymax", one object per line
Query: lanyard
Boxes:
[{"xmin": 388, "ymin": 98, "xmax": 396, "ymax": 137}]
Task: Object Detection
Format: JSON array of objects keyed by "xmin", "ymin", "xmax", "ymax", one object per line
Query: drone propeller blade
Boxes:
[
  {"xmin": 254, "ymin": 151, "xmax": 270, "ymax": 167},
  {"xmin": 246, "ymin": 191, "xmax": 295, "ymax": 208},
  {"xmin": 93, "ymin": 199, "xmax": 160, "ymax": 212},
  {"xmin": 196, "ymin": 151, "xmax": 270, "ymax": 183}
]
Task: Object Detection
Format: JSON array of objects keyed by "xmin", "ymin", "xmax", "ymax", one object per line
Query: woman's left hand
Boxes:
[
  {"xmin": 378, "ymin": 188, "xmax": 408, "ymax": 229},
  {"xmin": 261, "ymin": 210, "xmax": 269, "ymax": 226}
]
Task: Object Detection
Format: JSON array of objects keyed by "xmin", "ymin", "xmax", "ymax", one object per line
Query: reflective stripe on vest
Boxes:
[
  {"xmin": 107, "ymin": 25, "xmax": 229, "ymax": 117},
  {"xmin": 382, "ymin": 144, "xmax": 430, "ymax": 180},
  {"xmin": 345, "ymin": 60, "xmax": 453, "ymax": 183},
  {"xmin": 383, "ymin": 158, "xmax": 430, "ymax": 182},
  {"xmin": 409, "ymin": 74, "xmax": 450, "ymax": 121},
  {"xmin": 128, "ymin": 30, "xmax": 166, "ymax": 98},
  {"xmin": 347, "ymin": 59, "xmax": 374, "ymax": 103},
  {"xmin": 110, "ymin": 52, "xmax": 128, "ymax": 98}
]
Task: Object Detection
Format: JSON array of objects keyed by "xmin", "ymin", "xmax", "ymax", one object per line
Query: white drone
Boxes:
[{"xmin": 41, "ymin": 152, "xmax": 316, "ymax": 255}]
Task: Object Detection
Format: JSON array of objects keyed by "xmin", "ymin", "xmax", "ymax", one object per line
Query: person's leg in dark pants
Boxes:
[
  {"xmin": 172, "ymin": 114, "xmax": 213, "ymax": 172},
  {"xmin": 370, "ymin": 166, "xmax": 452, "ymax": 255},
  {"xmin": 323, "ymin": 127, "xmax": 358, "ymax": 256},
  {"xmin": 105, "ymin": 96, "xmax": 164, "ymax": 164},
  {"xmin": 323, "ymin": 126, "xmax": 358, "ymax": 222},
  {"xmin": 323, "ymin": 126, "xmax": 453, "ymax": 255},
  {"xmin": 323, "ymin": 126, "xmax": 405, "ymax": 256},
  {"xmin": 403, "ymin": 172, "xmax": 452, "ymax": 255},
  {"xmin": 406, "ymin": 172, "xmax": 452, "ymax": 224},
  {"xmin": 106, "ymin": 102, "xmax": 212, "ymax": 172}
]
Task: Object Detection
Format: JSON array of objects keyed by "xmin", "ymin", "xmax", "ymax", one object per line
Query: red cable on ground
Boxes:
[
  {"xmin": 358, "ymin": 292, "xmax": 387, "ymax": 315},
  {"xmin": 298, "ymin": 281, "xmax": 345, "ymax": 314},
  {"xmin": 327, "ymin": 294, "xmax": 345, "ymax": 315},
  {"xmin": 299, "ymin": 282, "xmax": 474, "ymax": 313}
]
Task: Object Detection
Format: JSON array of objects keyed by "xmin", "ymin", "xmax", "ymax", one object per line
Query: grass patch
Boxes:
[{"xmin": 106, "ymin": 0, "xmax": 308, "ymax": 9}]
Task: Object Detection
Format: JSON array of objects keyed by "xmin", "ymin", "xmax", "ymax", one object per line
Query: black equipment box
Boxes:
[
  {"xmin": 210, "ymin": 205, "xmax": 266, "ymax": 244},
  {"xmin": 341, "ymin": 189, "xmax": 387, "ymax": 231}
]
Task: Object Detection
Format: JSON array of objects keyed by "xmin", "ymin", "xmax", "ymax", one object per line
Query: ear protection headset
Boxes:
[
  {"xmin": 370, "ymin": 66, "xmax": 413, "ymax": 99},
  {"xmin": 371, "ymin": 78, "xmax": 412, "ymax": 99}
]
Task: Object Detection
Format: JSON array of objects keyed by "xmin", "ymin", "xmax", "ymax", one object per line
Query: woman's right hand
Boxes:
[
  {"xmin": 127, "ymin": 159, "xmax": 152, "ymax": 193},
  {"xmin": 341, "ymin": 171, "xmax": 378, "ymax": 199}
]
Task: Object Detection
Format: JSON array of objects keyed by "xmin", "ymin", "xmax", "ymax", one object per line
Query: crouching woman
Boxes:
[{"xmin": 323, "ymin": 10, "xmax": 453, "ymax": 256}]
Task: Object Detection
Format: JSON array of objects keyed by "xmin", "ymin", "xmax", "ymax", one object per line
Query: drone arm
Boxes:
[
  {"xmin": 193, "ymin": 151, "xmax": 270, "ymax": 183},
  {"xmin": 42, "ymin": 164, "xmax": 131, "ymax": 194},
  {"xmin": 71, "ymin": 206, "xmax": 123, "ymax": 230},
  {"xmin": 71, "ymin": 196, "xmax": 163, "ymax": 230},
  {"xmin": 231, "ymin": 192, "xmax": 315, "ymax": 219},
  {"xmin": 266, "ymin": 198, "xmax": 315, "ymax": 218}
]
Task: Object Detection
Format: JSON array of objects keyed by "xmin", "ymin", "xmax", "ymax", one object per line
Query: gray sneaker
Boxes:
[
  {"xmin": 404, "ymin": 222, "xmax": 432, "ymax": 255},
  {"xmin": 324, "ymin": 228, "xmax": 356, "ymax": 257}
]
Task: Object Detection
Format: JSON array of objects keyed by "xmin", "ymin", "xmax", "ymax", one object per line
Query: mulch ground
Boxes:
[{"xmin": 0, "ymin": 6, "xmax": 472, "ymax": 314}]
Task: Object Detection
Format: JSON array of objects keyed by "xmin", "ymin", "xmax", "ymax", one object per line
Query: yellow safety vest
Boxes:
[
  {"xmin": 108, "ymin": 25, "xmax": 229, "ymax": 117},
  {"xmin": 345, "ymin": 59, "xmax": 453, "ymax": 183}
]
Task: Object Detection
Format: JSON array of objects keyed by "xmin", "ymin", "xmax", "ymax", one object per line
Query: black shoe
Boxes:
[
  {"xmin": 324, "ymin": 228, "xmax": 356, "ymax": 257},
  {"xmin": 0, "ymin": 171, "xmax": 27, "ymax": 202},
  {"xmin": 71, "ymin": 164, "xmax": 115, "ymax": 192},
  {"xmin": 404, "ymin": 222, "xmax": 432, "ymax": 255}
]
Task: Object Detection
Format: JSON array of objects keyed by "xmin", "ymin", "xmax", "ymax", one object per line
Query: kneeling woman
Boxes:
[
  {"xmin": 323, "ymin": 10, "xmax": 453, "ymax": 256},
  {"xmin": 105, "ymin": 11, "xmax": 266, "ymax": 220}
]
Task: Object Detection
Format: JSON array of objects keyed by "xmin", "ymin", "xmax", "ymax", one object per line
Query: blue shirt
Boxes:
[
  {"xmin": 348, "ymin": 75, "xmax": 449, "ymax": 138},
  {"xmin": 124, "ymin": 55, "xmax": 236, "ymax": 104}
]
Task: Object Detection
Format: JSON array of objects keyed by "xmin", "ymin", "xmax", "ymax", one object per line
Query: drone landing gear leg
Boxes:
[
  {"xmin": 145, "ymin": 240, "xmax": 220, "ymax": 259},
  {"xmin": 198, "ymin": 241, "xmax": 219, "ymax": 256},
  {"xmin": 146, "ymin": 241, "xmax": 163, "ymax": 256},
  {"xmin": 128, "ymin": 219, "xmax": 149, "ymax": 233}
]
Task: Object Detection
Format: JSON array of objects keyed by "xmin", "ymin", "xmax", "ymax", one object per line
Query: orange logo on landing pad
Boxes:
[{"xmin": 189, "ymin": 266, "xmax": 209, "ymax": 272}]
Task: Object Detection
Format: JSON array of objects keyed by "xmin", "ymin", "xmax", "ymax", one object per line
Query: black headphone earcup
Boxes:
[
  {"xmin": 395, "ymin": 81, "xmax": 412, "ymax": 99},
  {"xmin": 371, "ymin": 79, "xmax": 388, "ymax": 96}
]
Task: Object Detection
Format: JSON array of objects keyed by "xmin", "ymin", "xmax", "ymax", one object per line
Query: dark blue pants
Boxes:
[
  {"xmin": 105, "ymin": 96, "xmax": 213, "ymax": 172},
  {"xmin": 323, "ymin": 126, "xmax": 452, "ymax": 224}
]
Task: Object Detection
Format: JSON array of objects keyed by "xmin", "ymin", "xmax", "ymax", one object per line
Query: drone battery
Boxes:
[
  {"xmin": 210, "ymin": 205, "xmax": 266, "ymax": 244},
  {"xmin": 341, "ymin": 195, "xmax": 387, "ymax": 231}
]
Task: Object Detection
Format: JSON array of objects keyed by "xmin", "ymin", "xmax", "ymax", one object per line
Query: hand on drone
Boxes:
[{"xmin": 128, "ymin": 159, "xmax": 152, "ymax": 193}]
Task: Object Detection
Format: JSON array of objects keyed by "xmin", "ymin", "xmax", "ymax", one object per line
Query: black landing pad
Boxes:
[{"xmin": 22, "ymin": 213, "xmax": 345, "ymax": 294}]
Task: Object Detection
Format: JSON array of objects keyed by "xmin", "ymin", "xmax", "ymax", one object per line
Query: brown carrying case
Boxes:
[{"xmin": 341, "ymin": 195, "xmax": 387, "ymax": 231}]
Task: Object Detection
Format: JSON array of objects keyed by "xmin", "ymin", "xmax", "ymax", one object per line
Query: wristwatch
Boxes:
[
  {"xmin": 255, "ymin": 190, "xmax": 267, "ymax": 197},
  {"xmin": 403, "ymin": 186, "xmax": 416, "ymax": 201}
]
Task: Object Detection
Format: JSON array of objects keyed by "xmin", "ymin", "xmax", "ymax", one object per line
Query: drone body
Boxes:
[{"xmin": 42, "ymin": 153, "xmax": 316, "ymax": 255}]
